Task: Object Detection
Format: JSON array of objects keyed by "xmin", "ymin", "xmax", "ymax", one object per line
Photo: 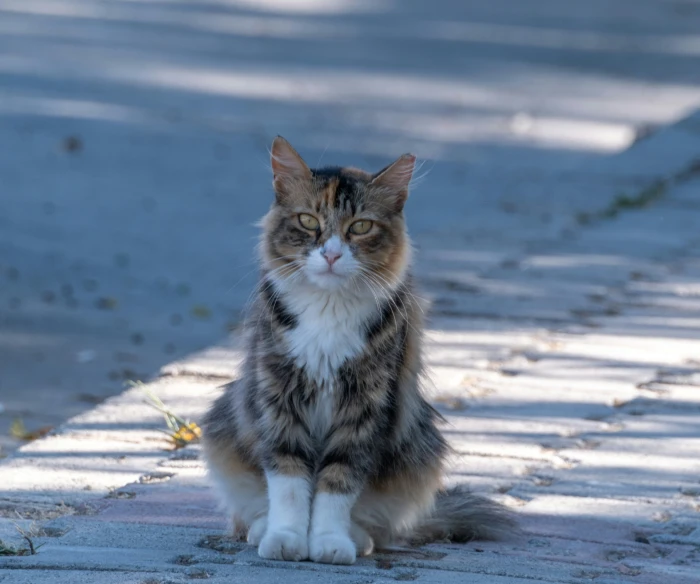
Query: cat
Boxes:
[{"xmin": 201, "ymin": 136, "xmax": 513, "ymax": 565}]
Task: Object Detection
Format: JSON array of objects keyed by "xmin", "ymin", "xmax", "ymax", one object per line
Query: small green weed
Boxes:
[{"xmin": 129, "ymin": 381, "xmax": 202, "ymax": 449}]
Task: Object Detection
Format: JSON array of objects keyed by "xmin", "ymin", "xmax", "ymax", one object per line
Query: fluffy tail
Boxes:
[{"xmin": 408, "ymin": 485, "xmax": 516, "ymax": 545}]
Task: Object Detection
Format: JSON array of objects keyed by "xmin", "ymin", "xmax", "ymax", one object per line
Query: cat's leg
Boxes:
[
  {"xmin": 309, "ymin": 488, "xmax": 359, "ymax": 564},
  {"xmin": 249, "ymin": 365, "xmax": 316, "ymax": 561},
  {"xmin": 204, "ymin": 442, "xmax": 268, "ymax": 544},
  {"xmin": 309, "ymin": 448, "xmax": 371, "ymax": 564},
  {"xmin": 257, "ymin": 470, "xmax": 312, "ymax": 561}
]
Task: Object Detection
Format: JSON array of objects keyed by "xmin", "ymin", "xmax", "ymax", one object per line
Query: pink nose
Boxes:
[{"xmin": 323, "ymin": 250, "xmax": 342, "ymax": 266}]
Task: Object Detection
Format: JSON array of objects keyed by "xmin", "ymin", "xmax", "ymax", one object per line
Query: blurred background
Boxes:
[{"xmin": 2, "ymin": 0, "xmax": 700, "ymax": 455}]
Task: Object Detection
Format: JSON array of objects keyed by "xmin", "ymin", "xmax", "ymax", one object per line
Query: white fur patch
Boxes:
[
  {"xmin": 311, "ymin": 492, "xmax": 356, "ymax": 534},
  {"xmin": 259, "ymin": 473, "xmax": 313, "ymax": 561},
  {"xmin": 309, "ymin": 492, "xmax": 358, "ymax": 564},
  {"xmin": 276, "ymin": 280, "xmax": 380, "ymax": 389},
  {"xmin": 265, "ymin": 472, "xmax": 312, "ymax": 532}
]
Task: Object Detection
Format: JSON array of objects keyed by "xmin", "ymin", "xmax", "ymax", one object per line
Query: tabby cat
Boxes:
[{"xmin": 201, "ymin": 137, "xmax": 512, "ymax": 565}]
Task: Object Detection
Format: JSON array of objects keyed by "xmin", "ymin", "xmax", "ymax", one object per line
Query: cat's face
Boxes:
[{"xmin": 262, "ymin": 137, "xmax": 415, "ymax": 293}]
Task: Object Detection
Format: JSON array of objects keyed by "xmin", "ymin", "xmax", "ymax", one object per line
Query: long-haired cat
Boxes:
[{"xmin": 201, "ymin": 137, "xmax": 513, "ymax": 565}]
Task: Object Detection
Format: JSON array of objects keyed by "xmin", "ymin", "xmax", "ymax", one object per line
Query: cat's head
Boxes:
[{"xmin": 261, "ymin": 136, "xmax": 415, "ymax": 293}]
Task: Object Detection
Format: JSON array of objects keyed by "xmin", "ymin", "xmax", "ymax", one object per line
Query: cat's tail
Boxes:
[{"xmin": 408, "ymin": 484, "xmax": 516, "ymax": 545}]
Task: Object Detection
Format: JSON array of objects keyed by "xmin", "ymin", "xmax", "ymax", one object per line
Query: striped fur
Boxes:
[{"xmin": 202, "ymin": 137, "xmax": 513, "ymax": 565}]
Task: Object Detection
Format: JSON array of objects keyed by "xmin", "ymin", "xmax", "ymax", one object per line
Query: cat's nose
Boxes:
[{"xmin": 323, "ymin": 249, "xmax": 342, "ymax": 266}]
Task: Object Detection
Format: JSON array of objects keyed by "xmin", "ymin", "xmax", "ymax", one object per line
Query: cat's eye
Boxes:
[
  {"xmin": 298, "ymin": 213, "xmax": 319, "ymax": 231},
  {"xmin": 349, "ymin": 220, "xmax": 373, "ymax": 235}
]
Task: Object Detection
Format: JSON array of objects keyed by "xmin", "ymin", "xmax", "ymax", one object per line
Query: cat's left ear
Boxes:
[{"xmin": 370, "ymin": 154, "xmax": 416, "ymax": 212}]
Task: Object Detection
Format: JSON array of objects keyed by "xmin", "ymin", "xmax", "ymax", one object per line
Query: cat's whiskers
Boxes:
[
  {"xmin": 359, "ymin": 261, "xmax": 426, "ymax": 316},
  {"xmin": 356, "ymin": 271, "xmax": 402, "ymax": 333},
  {"xmin": 253, "ymin": 270, "xmax": 302, "ymax": 333},
  {"xmin": 226, "ymin": 254, "xmax": 302, "ymax": 297},
  {"xmin": 358, "ymin": 268, "xmax": 424, "ymax": 339},
  {"xmin": 353, "ymin": 273, "xmax": 385, "ymax": 322},
  {"xmin": 247, "ymin": 262, "xmax": 303, "ymax": 332},
  {"xmin": 221, "ymin": 255, "xmax": 275, "ymax": 295},
  {"xmin": 240, "ymin": 258, "xmax": 301, "ymax": 313}
]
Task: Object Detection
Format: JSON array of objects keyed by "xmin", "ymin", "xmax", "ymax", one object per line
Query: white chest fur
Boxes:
[
  {"xmin": 282, "ymin": 284, "xmax": 377, "ymax": 440},
  {"xmin": 278, "ymin": 283, "xmax": 378, "ymax": 389}
]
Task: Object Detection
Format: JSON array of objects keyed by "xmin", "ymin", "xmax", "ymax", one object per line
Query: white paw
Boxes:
[
  {"xmin": 309, "ymin": 532, "xmax": 356, "ymax": 565},
  {"xmin": 247, "ymin": 516, "xmax": 267, "ymax": 546},
  {"xmin": 258, "ymin": 528, "xmax": 308, "ymax": 562}
]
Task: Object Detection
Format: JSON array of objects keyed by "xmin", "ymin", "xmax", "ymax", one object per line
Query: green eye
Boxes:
[
  {"xmin": 299, "ymin": 213, "xmax": 319, "ymax": 230},
  {"xmin": 349, "ymin": 220, "xmax": 373, "ymax": 235}
]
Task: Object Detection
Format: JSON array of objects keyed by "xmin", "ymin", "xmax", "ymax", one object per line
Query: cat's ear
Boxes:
[
  {"xmin": 370, "ymin": 154, "xmax": 416, "ymax": 212},
  {"xmin": 270, "ymin": 136, "xmax": 312, "ymax": 201}
]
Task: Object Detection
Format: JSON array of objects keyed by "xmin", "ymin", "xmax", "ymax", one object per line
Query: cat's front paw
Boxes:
[
  {"xmin": 309, "ymin": 531, "xmax": 356, "ymax": 565},
  {"xmin": 258, "ymin": 528, "xmax": 308, "ymax": 562}
]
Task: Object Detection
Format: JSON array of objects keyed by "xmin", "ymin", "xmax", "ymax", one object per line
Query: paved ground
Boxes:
[
  {"xmin": 2, "ymin": 115, "xmax": 700, "ymax": 581},
  {"xmin": 2, "ymin": 1, "xmax": 700, "ymax": 582},
  {"xmin": 3, "ymin": 0, "xmax": 700, "ymax": 454}
]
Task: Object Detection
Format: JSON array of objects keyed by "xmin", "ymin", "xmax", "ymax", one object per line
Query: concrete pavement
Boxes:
[{"xmin": 2, "ymin": 1, "xmax": 700, "ymax": 582}]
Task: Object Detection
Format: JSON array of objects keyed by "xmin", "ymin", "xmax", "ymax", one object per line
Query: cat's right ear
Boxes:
[
  {"xmin": 369, "ymin": 153, "xmax": 416, "ymax": 212},
  {"xmin": 270, "ymin": 136, "xmax": 312, "ymax": 202}
]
